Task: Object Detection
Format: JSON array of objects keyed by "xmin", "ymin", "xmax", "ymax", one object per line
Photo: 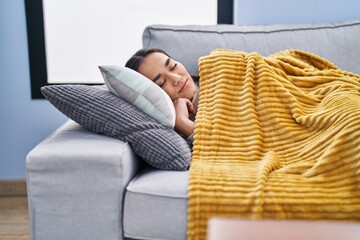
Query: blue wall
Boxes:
[
  {"xmin": 234, "ymin": 0, "xmax": 360, "ymax": 24},
  {"xmin": 0, "ymin": 0, "xmax": 67, "ymax": 180}
]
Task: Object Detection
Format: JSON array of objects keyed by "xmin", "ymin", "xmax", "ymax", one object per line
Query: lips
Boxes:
[{"xmin": 178, "ymin": 79, "xmax": 188, "ymax": 93}]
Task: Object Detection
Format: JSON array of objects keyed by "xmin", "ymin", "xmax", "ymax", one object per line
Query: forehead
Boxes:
[
  {"xmin": 138, "ymin": 52, "xmax": 168, "ymax": 78},
  {"xmin": 144, "ymin": 52, "xmax": 168, "ymax": 64}
]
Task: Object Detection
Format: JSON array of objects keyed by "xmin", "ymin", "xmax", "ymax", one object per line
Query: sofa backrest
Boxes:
[{"xmin": 142, "ymin": 20, "xmax": 360, "ymax": 75}]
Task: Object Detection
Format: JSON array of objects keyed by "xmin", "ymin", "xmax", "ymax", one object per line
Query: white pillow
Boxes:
[{"xmin": 99, "ymin": 65, "xmax": 176, "ymax": 128}]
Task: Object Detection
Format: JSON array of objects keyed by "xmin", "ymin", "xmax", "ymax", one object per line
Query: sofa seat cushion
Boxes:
[{"xmin": 123, "ymin": 167, "xmax": 189, "ymax": 240}]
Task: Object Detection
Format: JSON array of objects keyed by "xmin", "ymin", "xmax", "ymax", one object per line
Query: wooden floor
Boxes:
[{"xmin": 0, "ymin": 181, "xmax": 30, "ymax": 240}]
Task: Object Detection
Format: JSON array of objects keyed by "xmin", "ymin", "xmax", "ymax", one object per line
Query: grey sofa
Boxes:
[{"xmin": 26, "ymin": 20, "xmax": 360, "ymax": 240}]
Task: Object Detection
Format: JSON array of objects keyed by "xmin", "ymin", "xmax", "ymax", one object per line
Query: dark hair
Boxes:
[
  {"xmin": 125, "ymin": 48, "xmax": 200, "ymax": 83},
  {"xmin": 125, "ymin": 48, "xmax": 170, "ymax": 72}
]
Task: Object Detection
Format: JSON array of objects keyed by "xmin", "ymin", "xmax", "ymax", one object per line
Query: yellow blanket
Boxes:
[{"xmin": 188, "ymin": 49, "xmax": 360, "ymax": 240}]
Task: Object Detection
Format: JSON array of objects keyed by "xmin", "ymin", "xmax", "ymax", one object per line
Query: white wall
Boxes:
[{"xmin": 43, "ymin": 0, "xmax": 217, "ymax": 84}]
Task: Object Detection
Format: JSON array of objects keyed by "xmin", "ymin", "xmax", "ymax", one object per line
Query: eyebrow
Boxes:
[{"xmin": 152, "ymin": 57, "xmax": 171, "ymax": 82}]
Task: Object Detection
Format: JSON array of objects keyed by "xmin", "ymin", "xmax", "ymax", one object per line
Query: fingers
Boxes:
[
  {"xmin": 186, "ymin": 100, "xmax": 197, "ymax": 115},
  {"xmin": 173, "ymin": 98, "xmax": 197, "ymax": 117}
]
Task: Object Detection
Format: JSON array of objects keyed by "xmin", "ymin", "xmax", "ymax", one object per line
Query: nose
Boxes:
[{"xmin": 168, "ymin": 73, "xmax": 182, "ymax": 86}]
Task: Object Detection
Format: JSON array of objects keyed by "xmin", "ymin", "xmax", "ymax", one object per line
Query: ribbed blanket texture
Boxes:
[{"xmin": 188, "ymin": 49, "xmax": 360, "ymax": 240}]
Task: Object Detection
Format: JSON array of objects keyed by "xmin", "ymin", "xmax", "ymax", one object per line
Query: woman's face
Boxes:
[{"xmin": 138, "ymin": 52, "xmax": 198, "ymax": 101}]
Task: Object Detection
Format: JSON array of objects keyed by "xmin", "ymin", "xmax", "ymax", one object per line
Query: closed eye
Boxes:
[
  {"xmin": 159, "ymin": 79, "xmax": 166, "ymax": 88},
  {"xmin": 171, "ymin": 63, "xmax": 177, "ymax": 71}
]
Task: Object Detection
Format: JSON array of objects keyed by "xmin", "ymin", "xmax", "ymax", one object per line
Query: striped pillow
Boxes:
[{"xmin": 99, "ymin": 65, "xmax": 176, "ymax": 128}]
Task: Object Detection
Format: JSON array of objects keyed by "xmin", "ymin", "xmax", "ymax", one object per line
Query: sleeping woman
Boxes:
[{"xmin": 125, "ymin": 48, "xmax": 199, "ymax": 142}]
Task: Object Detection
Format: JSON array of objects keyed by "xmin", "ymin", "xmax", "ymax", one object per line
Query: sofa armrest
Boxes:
[{"xmin": 26, "ymin": 120, "xmax": 142, "ymax": 240}]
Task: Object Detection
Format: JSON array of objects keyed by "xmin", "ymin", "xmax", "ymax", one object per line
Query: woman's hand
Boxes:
[{"xmin": 173, "ymin": 98, "xmax": 195, "ymax": 137}]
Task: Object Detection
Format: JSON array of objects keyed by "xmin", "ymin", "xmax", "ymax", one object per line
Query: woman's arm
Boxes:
[{"xmin": 173, "ymin": 98, "xmax": 195, "ymax": 137}]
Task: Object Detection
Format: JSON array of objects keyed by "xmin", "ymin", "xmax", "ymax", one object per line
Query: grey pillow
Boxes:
[{"xmin": 41, "ymin": 84, "xmax": 191, "ymax": 171}]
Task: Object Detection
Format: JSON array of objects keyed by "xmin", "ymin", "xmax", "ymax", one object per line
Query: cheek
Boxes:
[
  {"xmin": 163, "ymin": 86, "xmax": 176, "ymax": 100},
  {"xmin": 189, "ymin": 80, "xmax": 197, "ymax": 91}
]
